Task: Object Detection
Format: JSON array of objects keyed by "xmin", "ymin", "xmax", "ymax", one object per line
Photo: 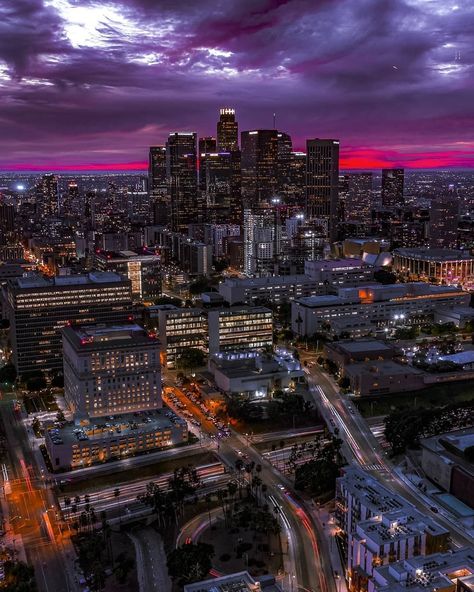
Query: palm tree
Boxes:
[
  {"xmin": 114, "ymin": 488, "xmax": 121, "ymax": 524},
  {"xmin": 234, "ymin": 459, "xmax": 244, "ymax": 498}
]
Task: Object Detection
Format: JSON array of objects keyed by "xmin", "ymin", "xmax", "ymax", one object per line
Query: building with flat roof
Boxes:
[
  {"xmin": 184, "ymin": 571, "xmax": 282, "ymax": 592},
  {"xmin": 369, "ymin": 548, "xmax": 474, "ymax": 592},
  {"xmin": 94, "ymin": 249, "xmax": 161, "ymax": 301},
  {"xmin": 3, "ymin": 272, "xmax": 133, "ymax": 375},
  {"xmin": 324, "ymin": 339, "xmax": 395, "ymax": 370},
  {"xmin": 344, "ymin": 360, "xmax": 426, "ymax": 396},
  {"xmin": 62, "ymin": 323, "xmax": 161, "ymax": 419},
  {"xmin": 291, "ymin": 282, "xmax": 469, "ymax": 338},
  {"xmin": 336, "ymin": 468, "xmax": 450, "ymax": 592},
  {"xmin": 393, "ymin": 248, "xmax": 474, "ymax": 286},
  {"xmin": 304, "ymin": 258, "xmax": 375, "ymax": 285},
  {"xmin": 45, "ymin": 408, "xmax": 187, "ymax": 470},
  {"xmin": 421, "ymin": 427, "xmax": 474, "ymax": 510},
  {"xmin": 209, "ymin": 350, "xmax": 304, "ymax": 399}
]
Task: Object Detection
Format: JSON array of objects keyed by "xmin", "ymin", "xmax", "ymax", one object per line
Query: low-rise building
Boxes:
[
  {"xmin": 45, "ymin": 410, "xmax": 187, "ymax": 470},
  {"xmin": 304, "ymin": 258, "xmax": 375, "ymax": 286},
  {"xmin": 184, "ymin": 571, "xmax": 282, "ymax": 592},
  {"xmin": 421, "ymin": 428, "xmax": 474, "ymax": 510},
  {"xmin": 434, "ymin": 306, "xmax": 474, "ymax": 328},
  {"xmin": 291, "ymin": 282, "xmax": 469, "ymax": 338},
  {"xmin": 324, "ymin": 339, "xmax": 395, "ymax": 370},
  {"xmin": 209, "ymin": 350, "xmax": 305, "ymax": 399},
  {"xmin": 393, "ymin": 248, "xmax": 474, "ymax": 286},
  {"xmin": 344, "ymin": 360, "xmax": 426, "ymax": 396},
  {"xmin": 369, "ymin": 548, "xmax": 474, "ymax": 592}
]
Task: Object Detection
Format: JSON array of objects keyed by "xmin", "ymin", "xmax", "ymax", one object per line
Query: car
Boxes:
[
  {"xmin": 430, "ymin": 506, "xmax": 439, "ymax": 513},
  {"xmin": 277, "ymin": 484, "xmax": 286, "ymax": 491}
]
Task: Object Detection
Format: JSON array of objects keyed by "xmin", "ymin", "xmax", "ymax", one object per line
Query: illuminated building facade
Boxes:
[
  {"xmin": 94, "ymin": 249, "xmax": 161, "ymax": 301},
  {"xmin": 62, "ymin": 323, "xmax": 161, "ymax": 418},
  {"xmin": 217, "ymin": 107, "xmax": 238, "ymax": 151},
  {"xmin": 429, "ymin": 194, "xmax": 459, "ymax": 249},
  {"xmin": 3, "ymin": 272, "xmax": 133, "ymax": 375},
  {"xmin": 36, "ymin": 173, "xmax": 59, "ymax": 218},
  {"xmin": 199, "ymin": 150, "xmax": 242, "ymax": 225},
  {"xmin": 343, "ymin": 172, "xmax": 373, "ymax": 225},
  {"xmin": 393, "ymin": 247, "xmax": 474, "ymax": 286},
  {"xmin": 241, "ymin": 130, "xmax": 279, "ymax": 207}
]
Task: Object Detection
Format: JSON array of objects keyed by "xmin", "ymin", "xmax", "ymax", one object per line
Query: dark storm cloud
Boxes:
[{"xmin": 0, "ymin": 0, "xmax": 473, "ymax": 168}]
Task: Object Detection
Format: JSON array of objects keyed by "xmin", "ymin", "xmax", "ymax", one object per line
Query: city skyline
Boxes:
[{"xmin": 1, "ymin": 0, "xmax": 473, "ymax": 171}]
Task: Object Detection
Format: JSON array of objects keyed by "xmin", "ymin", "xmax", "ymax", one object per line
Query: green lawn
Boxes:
[{"xmin": 356, "ymin": 381, "xmax": 474, "ymax": 417}]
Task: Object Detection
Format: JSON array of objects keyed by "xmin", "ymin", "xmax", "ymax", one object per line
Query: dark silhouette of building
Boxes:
[
  {"xmin": 36, "ymin": 173, "xmax": 59, "ymax": 218},
  {"xmin": 166, "ymin": 132, "xmax": 199, "ymax": 232},
  {"xmin": 381, "ymin": 168, "xmax": 404, "ymax": 208},
  {"xmin": 199, "ymin": 136, "xmax": 217, "ymax": 154},
  {"xmin": 306, "ymin": 139, "xmax": 340, "ymax": 240},
  {"xmin": 148, "ymin": 145, "xmax": 168, "ymax": 225},
  {"xmin": 429, "ymin": 193, "xmax": 459, "ymax": 249},
  {"xmin": 199, "ymin": 150, "xmax": 242, "ymax": 225},
  {"xmin": 241, "ymin": 130, "xmax": 279, "ymax": 208}
]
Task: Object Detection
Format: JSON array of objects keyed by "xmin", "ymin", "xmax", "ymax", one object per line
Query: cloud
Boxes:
[{"xmin": 0, "ymin": 0, "xmax": 472, "ymax": 168}]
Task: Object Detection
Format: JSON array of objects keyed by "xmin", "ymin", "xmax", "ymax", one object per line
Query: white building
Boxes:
[
  {"xmin": 62, "ymin": 323, "xmax": 162, "ymax": 419},
  {"xmin": 304, "ymin": 258, "xmax": 374, "ymax": 286},
  {"xmin": 292, "ymin": 283, "xmax": 470, "ymax": 337}
]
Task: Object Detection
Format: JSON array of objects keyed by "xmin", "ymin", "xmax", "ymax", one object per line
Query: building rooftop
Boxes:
[
  {"xmin": 439, "ymin": 350, "xmax": 474, "ymax": 366},
  {"xmin": 184, "ymin": 571, "xmax": 282, "ymax": 592},
  {"xmin": 331, "ymin": 339, "xmax": 393, "ymax": 354},
  {"xmin": 345, "ymin": 360, "xmax": 425, "ymax": 376},
  {"xmin": 305, "ymin": 257, "xmax": 367, "ymax": 270},
  {"xmin": 394, "ymin": 247, "xmax": 474, "ymax": 261},
  {"xmin": 46, "ymin": 408, "xmax": 185, "ymax": 447},
  {"xmin": 62, "ymin": 323, "xmax": 157, "ymax": 350},
  {"xmin": 220, "ymin": 274, "xmax": 318, "ymax": 287},
  {"xmin": 14, "ymin": 271, "xmax": 125, "ymax": 289}
]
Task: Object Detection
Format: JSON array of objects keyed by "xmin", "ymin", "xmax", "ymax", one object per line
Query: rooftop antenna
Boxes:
[{"xmin": 273, "ymin": 112, "xmax": 276, "ymax": 130}]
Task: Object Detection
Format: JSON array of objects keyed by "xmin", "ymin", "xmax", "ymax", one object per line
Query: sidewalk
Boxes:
[{"xmin": 311, "ymin": 504, "xmax": 347, "ymax": 592}]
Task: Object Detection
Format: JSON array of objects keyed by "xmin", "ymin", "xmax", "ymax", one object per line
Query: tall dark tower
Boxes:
[
  {"xmin": 241, "ymin": 129, "xmax": 279, "ymax": 207},
  {"xmin": 306, "ymin": 139, "xmax": 340, "ymax": 240},
  {"xmin": 199, "ymin": 137, "xmax": 217, "ymax": 154},
  {"xmin": 148, "ymin": 146, "xmax": 169, "ymax": 225},
  {"xmin": 217, "ymin": 107, "xmax": 238, "ymax": 151},
  {"xmin": 166, "ymin": 132, "xmax": 199, "ymax": 232},
  {"xmin": 429, "ymin": 192, "xmax": 459, "ymax": 249},
  {"xmin": 381, "ymin": 168, "xmax": 404, "ymax": 208},
  {"xmin": 36, "ymin": 173, "xmax": 59, "ymax": 218}
]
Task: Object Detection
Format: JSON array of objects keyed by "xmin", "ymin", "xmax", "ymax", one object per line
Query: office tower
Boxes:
[
  {"xmin": 306, "ymin": 139, "xmax": 340, "ymax": 240},
  {"xmin": 4, "ymin": 272, "xmax": 133, "ymax": 376},
  {"xmin": 36, "ymin": 173, "xmax": 59, "ymax": 218},
  {"xmin": 243, "ymin": 207, "xmax": 281, "ymax": 276},
  {"xmin": 381, "ymin": 168, "xmax": 404, "ymax": 208},
  {"xmin": 277, "ymin": 132, "xmax": 294, "ymax": 205},
  {"xmin": 199, "ymin": 150, "xmax": 242, "ymax": 225},
  {"xmin": 199, "ymin": 136, "xmax": 217, "ymax": 154},
  {"xmin": 429, "ymin": 193, "xmax": 459, "ymax": 249},
  {"xmin": 241, "ymin": 130, "xmax": 279, "ymax": 207},
  {"xmin": 148, "ymin": 145, "xmax": 168, "ymax": 225},
  {"xmin": 217, "ymin": 107, "xmax": 238, "ymax": 151},
  {"xmin": 0, "ymin": 202, "xmax": 15, "ymax": 234},
  {"xmin": 166, "ymin": 132, "xmax": 199, "ymax": 232},
  {"xmin": 344, "ymin": 172, "xmax": 373, "ymax": 224},
  {"xmin": 94, "ymin": 249, "xmax": 161, "ymax": 301},
  {"xmin": 62, "ymin": 323, "xmax": 161, "ymax": 419}
]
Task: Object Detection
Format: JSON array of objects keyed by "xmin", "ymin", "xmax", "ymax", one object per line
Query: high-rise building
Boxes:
[
  {"xmin": 344, "ymin": 172, "xmax": 373, "ymax": 224},
  {"xmin": 429, "ymin": 193, "xmax": 459, "ymax": 249},
  {"xmin": 199, "ymin": 136, "xmax": 217, "ymax": 154},
  {"xmin": 148, "ymin": 145, "xmax": 168, "ymax": 225},
  {"xmin": 36, "ymin": 173, "xmax": 59, "ymax": 218},
  {"xmin": 306, "ymin": 139, "xmax": 340, "ymax": 240},
  {"xmin": 166, "ymin": 132, "xmax": 199, "ymax": 232},
  {"xmin": 62, "ymin": 323, "xmax": 161, "ymax": 419},
  {"xmin": 241, "ymin": 130, "xmax": 279, "ymax": 207},
  {"xmin": 381, "ymin": 168, "xmax": 404, "ymax": 208},
  {"xmin": 243, "ymin": 207, "xmax": 281, "ymax": 276},
  {"xmin": 94, "ymin": 249, "xmax": 161, "ymax": 301},
  {"xmin": 199, "ymin": 150, "xmax": 242, "ymax": 225},
  {"xmin": 3, "ymin": 272, "xmax": 133, "ymax": 375},
  {"xmin": 217, "ymin": 107, "xmax": 238, "ymax": 151}
]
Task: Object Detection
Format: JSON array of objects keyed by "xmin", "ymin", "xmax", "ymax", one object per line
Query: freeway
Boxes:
[
  {"xmin": 303, "ymin": 361, "xmax": 474, "ymax": 548},
  {"xmin": 164, "ymin": 375, "xmax": 337, "ymax": 592}
]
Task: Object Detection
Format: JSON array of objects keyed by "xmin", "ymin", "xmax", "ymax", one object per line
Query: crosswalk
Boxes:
[{"xmin": 361, "ymin": 463, "xmax": 388, "ymax": 472}]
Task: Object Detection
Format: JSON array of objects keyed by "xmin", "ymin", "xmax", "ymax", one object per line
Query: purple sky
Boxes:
[{"xmin": 0, "ymin": 0, "xmax": 473, "ymax": 170}]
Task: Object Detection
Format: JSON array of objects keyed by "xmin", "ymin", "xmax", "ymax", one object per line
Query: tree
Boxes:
[
  {"xmin": 26, "ymin": 375, "xmax": 47, "ymax": 392},
  {"xmin": 294, "ymin": 434, "xmax": 343, "ymax": 497},
  {"xmin": 51, "ymin": 372, "xmax": 64, "ymax": 388},
  {"xmin": 189, "ymin": 276, "xmax": 212, "ymax": 296},
  {"xmin": 177, "ymin": 348, "xmax": 206, "ymax": 370},
  {"xmin": 0, "ymin": 363, "xmax": 16, "ymax": 385},
  {"xmin": 154, "ymin": 296, "xmax": 183, "ymax": 307},
  {"xmin": 167, "ymin": 542, "xmax": 215, "ymax": 586},
  {"xmin": 374, "ymin": 269, "xmax": 397, "ymax": 285},
  {"xmin": 2, "ymin": 560, "xmax": 37, "ymax": 591}
]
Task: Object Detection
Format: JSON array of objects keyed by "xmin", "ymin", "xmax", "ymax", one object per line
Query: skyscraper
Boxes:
[
  {"xmin": 243, "ymin": 207, "xmax": 281, "ymax": 276},
  {"xmin": 199, "ymin": 150, "xmax": 242, "ymax": 225},
  {"xmin": 148, "ymin": 145, "xmax": 168, "ymax": 225},
  {"xmin": 344, "ymin": 172, "xmax": 373, "ymax": 224},
  {"xmin": 381, "ymin": 168, "xmax": 404, "ymax": 208},
  {"xmin": 217, "ymin": 107, "xmax": 238, "ymax": 151},
  {"xmin": 306, "ymin": 139, "xmax": 340, "ymax": 240},
  {"xmin": 429, "ymin": 193, "xmax": 459, "ymax": 249},
  {"xmin": 241, "ymin": 130, "xmax": 279, "ymax": 207},
  {"xmin": 199, "ymin": 136, "xmax": 217, "ymax": 154},
  {"xmin": 36, "ymin": 173, "xmax": 59, "ymax": 218},
  {"xmin": 166, "ymin": 132, "xmax": 199, "ymax": 232}
]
